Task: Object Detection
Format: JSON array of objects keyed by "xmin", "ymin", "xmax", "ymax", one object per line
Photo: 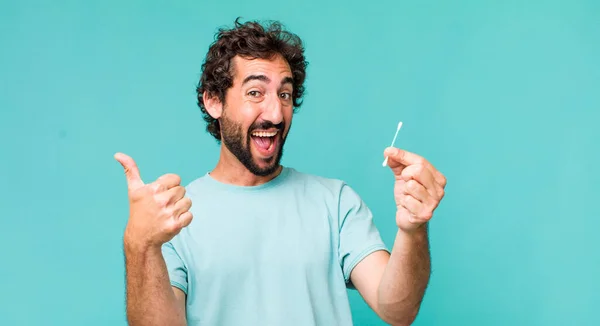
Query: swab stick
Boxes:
[{"xmin": 382, "ymin": 121, "xmax": 403, "ymax": 167}]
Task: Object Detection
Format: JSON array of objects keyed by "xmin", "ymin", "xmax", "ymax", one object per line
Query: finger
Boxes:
[
  {"xmin": 384, "ymin": 147, "xmax": 422, "ymax": 177},
  {"xmin": 401, "ymin": 165, "xmax": 441, "ymax": 199},
  {"xmin": 400, "ymin": 194, "xmax": 423, "ymax": 217},
  {"xmin": 155, "ymin": 173, "xmax": 182, "ymax": 190},
  {"xmin": 385, "ymin": 147, "xmax": 447, "ymax": 188},
  {"xmin": 403, "ymin": 179, "xmax": 430, "ymax": 203},
  {"xmin": 435, "ymin": 171, "xmax": 447, "ymax": 188},
  {"xmin": 385, "ymin": 147, "xmax": 428, "ymax": 168},
  {"xmin": 397, "ymin": 206, "xmax": 415, "ymax": 224},
  {"xmin": 401, "ymin": 195, "xmax": 433, "ymax": 224},
  {"xmin": 114, "ymin": 152, "xmax": 144, "ymax": 191},
  {"xmin": 172, "ymin": 197, "xmax": 192, "ymax": 216},
  {"xmin": 384, "ymin": 152, "xmax": 407, "ymax": 176},
  {"xmin": 404, "ymin": 178, "xmax": 443, "ymax": 212},
  {"xmin": 178, "ymin": 211, "xmax": 193, "ymax": 228},
  {"xmin": 165, "ymin": 186, "xmax": 186, "ymax": 205}
]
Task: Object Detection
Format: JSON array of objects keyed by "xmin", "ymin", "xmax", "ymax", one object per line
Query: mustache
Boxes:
[{"xmin": 249, "ymin": 121, "xmax": 284, "ymax": 133}]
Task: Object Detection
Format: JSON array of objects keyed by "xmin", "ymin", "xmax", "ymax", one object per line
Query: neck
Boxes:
[{"xmin": 209, "ymin": 144, "xmax": 282, "ymax": 187}]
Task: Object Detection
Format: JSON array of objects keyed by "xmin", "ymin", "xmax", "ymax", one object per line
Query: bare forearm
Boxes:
[
  {"xmin": 124, "ymin": 241, "xmax": 186, "ymax": 326},
  {"xmin": 377, "ymin": 224, "xmax": 431, "ymax": 325}
]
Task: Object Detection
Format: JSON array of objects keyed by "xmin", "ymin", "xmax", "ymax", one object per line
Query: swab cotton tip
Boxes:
[
  {"xmin": 382, "ymin": 156, "xmax": 389, "ymax": 167},
  {"xmin": 382, "ymin": 121, "xmax": 403, "ymax": 167}
]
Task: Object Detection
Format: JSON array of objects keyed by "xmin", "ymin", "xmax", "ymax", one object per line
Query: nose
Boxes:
[{"xmin": 260, "ymin": 94, "xmax": 284, "ymax": 124}]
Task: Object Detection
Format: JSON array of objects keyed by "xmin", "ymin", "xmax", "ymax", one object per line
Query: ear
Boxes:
[{"xmin": 203, "ymin": 91, "xmax": 223, "ymax": 119}]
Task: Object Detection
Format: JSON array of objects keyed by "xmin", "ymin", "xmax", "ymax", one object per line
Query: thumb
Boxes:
[
  {"xmin": 384, "ymin": 148, "xmax": 407, "ymax": 177},
  {"xmin": 114, "ymin": 152, "xmax": 144, "ymax": 191}
]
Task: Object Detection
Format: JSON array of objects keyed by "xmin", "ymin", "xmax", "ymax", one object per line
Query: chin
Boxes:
[
  {"xmin": 247, "ymin": 149, "xmax": 282, "ymax": 176},
  {"xmin": 252, "ymin": 158, "xmax": 279, "ymax": 175}
]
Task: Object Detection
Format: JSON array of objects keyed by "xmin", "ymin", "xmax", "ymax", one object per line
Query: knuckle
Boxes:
[
  {"xmin": 436, "ymin": 171, "xmax": 447, "ymax": 186},
  {"xmin": 399, "ymin": 194, "xmax": 407, "ymax": 205},
  {"xmin": 182, "ymin": 197, "xmax": 192, "ymax": 208},
  {"xmin": 181, "ymin": 212, "xmax": 194, "ymax": 226},
  {"xmin": 396, "ymin": 151, "xmax": 404, "ymax": 160},
  {"xmin": 152, "ymin": 183, "xmax": 165, "ymax": 193},
  {"xmin": 164, "ymin": 222, "xmax": 179, "ymax": 235},
  {"xmin": 401, "ymin": 166, "xmax": 415, "ymax": 177},
  {"xmin": 415, "ymin": 164, "xmax": 425, "ymax": 174},
  {"xmin": 164, "ymin": 206, "xmax": 175, "ymax": 217},
  {"xmin": 155, "ymin": 194, "xmax": 169, "ymax": 207},
  {"xmin": 419, "ymin": 209, "xmax": 431, "ymax": 220},
  {"xmin": 406, "ymin": 180, "xmax": 418, "ymax": 192},
  {"xmin": 163, "ymin": 173, "xmax": 181, "ymax": 185}
]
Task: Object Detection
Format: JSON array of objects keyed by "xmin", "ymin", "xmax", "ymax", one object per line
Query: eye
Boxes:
[
  {"xmin": 248, "ymin": 90, "xmax": 262, "ymax": 97},
  {"xmin": 280, "ymin": 92, "xmax": 292, "ymax": 100}
]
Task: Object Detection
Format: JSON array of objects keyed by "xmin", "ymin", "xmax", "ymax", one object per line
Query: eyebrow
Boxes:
[
  {"xmin": 242, "ymin": 74, "xmax": 270, "ymax": 85},
  {"xmin": 242, "ymin": 74, "xmax": 294, "ymax": 88},
  {"xmin": 281, "ymin": 76, "xmax": 294, "ymax": 87}
]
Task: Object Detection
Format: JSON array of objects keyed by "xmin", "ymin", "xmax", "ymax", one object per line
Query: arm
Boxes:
[
  {"xmin": 114, "ymin": 153, "xmax": 194, "ymax": 326},
  {"xmin": 125, "ymin": 242, "xmax": 187, "ymax": 326},
  {"xmin": 352, "ymin": 147, "xmax": 445, "ymax": 325},
  {"xmin": 351, "ymin": 225, "xmax": 430, "ymax": 325}
]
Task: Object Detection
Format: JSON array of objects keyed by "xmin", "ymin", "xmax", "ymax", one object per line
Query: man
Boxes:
[{"xmin": 115, "ymin": 18, "xmax": 446, "ymax": 326}]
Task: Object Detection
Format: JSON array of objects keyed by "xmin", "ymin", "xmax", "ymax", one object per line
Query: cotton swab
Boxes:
[{"xmin": 382, "ymin": 121, "xmax": 403, "ymax": 167}]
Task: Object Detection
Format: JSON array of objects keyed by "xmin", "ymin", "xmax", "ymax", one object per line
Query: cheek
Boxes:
[{"xmin": 236, "ymin": 108, "xmax": 261, "ymax": 130}]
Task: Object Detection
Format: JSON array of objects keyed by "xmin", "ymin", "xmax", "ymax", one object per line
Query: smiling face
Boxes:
[{"xmin": 206, "ymin": 54, "xmax": 295, "ymax": 177}]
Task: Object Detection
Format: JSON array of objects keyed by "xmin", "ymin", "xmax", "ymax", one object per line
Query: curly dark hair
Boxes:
[{"xmin": 196, "ymin": 18, "xmax": 308, "ymax": 141}]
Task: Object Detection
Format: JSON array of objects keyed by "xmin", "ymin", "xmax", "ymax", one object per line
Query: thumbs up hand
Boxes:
[{"xmin": 115, "ymin": 153, "xmax": 193, "ymax": 251}]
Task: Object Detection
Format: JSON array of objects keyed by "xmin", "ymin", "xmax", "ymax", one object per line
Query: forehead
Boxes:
[{"xmin": 231, "ymin": 55, "xmax": 292, "ymax": 81}]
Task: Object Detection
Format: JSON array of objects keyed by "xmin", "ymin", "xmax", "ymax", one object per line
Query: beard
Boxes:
[{"xmin": 219, "ymin": 113, "xmax": 287, "ymax": 177}]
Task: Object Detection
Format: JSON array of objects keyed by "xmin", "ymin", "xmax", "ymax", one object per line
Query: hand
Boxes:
[
  {"xmin": 115, "ymin": 152, "xmax": 193, "ymax": 251},
  {"xmin": 384, "ymin": 147, "xmax": 447, "ymax": 234}
]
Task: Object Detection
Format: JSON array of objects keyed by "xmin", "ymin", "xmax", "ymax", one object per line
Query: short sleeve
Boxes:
[
  {"xmin": 161, "ymin": 241, "xmax": 188, "ymax": 294},
  {"xmin": 337, "ymin": 183, "xmax": 389, "ymax": 287}
]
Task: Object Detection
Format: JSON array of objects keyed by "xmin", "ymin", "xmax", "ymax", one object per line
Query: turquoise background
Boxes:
[{"xmin": 1, "ymin": 0, "xmax": 599, "ymax": 325}]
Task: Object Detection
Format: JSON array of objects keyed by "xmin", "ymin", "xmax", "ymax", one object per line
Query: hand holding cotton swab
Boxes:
[{"xmin": 382, "ymin": 121, "xmax": 403, "ymax": 167}]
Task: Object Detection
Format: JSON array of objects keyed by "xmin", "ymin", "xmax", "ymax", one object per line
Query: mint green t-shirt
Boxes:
[{"xmin": 162, "ymin": 167, "xmax": 389, "ymax": 325}]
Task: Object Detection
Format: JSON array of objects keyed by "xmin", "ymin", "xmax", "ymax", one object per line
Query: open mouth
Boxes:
[{"xmin": 250, "ymin": 130, "xmax": 279, "ymax": 158}]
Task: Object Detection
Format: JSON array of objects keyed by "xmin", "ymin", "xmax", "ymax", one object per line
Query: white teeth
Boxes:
[{"xmin": 251, "ymin": 131, "xmax": 278, "ymax": 137}]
